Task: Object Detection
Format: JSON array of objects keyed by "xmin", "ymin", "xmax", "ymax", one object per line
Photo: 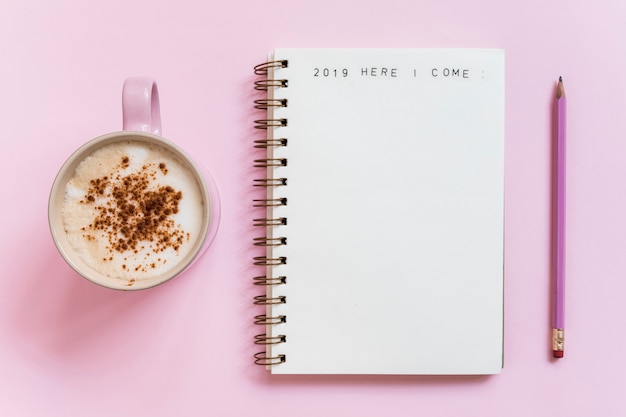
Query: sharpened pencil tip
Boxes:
[{"xmin": 556, "ymin": 77, "xmax": 565, "ymax": 99}]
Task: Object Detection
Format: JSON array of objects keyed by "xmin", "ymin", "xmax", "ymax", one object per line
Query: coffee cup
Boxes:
[{"xmin": 49, "ymin": 77, "xmax": 220, "ymax": 290}]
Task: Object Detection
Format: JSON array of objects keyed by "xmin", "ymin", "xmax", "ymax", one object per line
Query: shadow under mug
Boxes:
[{"xmin": 48, "ymin": 77, "xmax": 220, "ymax": 290}]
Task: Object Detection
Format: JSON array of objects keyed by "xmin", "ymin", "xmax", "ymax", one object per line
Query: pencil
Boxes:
[{"xmin": 552, "ymin": 76, "xmax": 566, "ymax": 358}]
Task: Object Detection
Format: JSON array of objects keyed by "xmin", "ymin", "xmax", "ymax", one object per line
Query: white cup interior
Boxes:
[{"xmin": 49, "ymin": 131, "xmax": 212, "ymax": 290}]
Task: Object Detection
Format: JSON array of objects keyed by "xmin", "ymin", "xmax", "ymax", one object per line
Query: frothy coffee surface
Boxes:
[{"xmin": 62, "ymin": 140, "xmax": 204, "ymax": 284}]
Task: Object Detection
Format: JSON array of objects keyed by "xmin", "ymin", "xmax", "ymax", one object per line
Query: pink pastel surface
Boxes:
[{"xmin": 1, "ymin": 0, "xmax": 624, "ymax": 415}]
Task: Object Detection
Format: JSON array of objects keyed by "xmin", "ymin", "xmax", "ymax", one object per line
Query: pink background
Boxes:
[{"xmin": 1, "ymin": 0, "xmax": 625, "ymax": 415}]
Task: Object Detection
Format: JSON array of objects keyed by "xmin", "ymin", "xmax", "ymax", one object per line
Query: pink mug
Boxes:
[{"xmin": 48, "ymin": 77, "xmax": 220, "ymax": 290}]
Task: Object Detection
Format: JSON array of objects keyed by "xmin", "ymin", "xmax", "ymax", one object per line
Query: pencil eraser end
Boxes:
[{"xmin": 553, "ymin": 350, "xmax": 564, "ymax": 358}]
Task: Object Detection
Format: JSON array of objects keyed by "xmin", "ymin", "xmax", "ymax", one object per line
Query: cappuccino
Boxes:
[{"xmin": 62, "ymin": 140, "xmax": 204, "ymax": 284}]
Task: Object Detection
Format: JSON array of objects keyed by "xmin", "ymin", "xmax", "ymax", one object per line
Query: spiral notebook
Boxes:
[{"xmin": 252, "ymin": 49, "xmax": 505, "ymax": 375}]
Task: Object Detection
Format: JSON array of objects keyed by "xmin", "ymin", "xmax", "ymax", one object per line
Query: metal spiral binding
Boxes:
[
  {"xmin": 254, "ymin": 118, "xmax": 287, "ymax": 129},
  {"xmin": 253, "ymin": 237, "xmax": 287, "ymax": 247},
  {"xmin": 253, "ymin": 59, "xmax": 289, "ymax": 367},
  {"xmin": 254, "ymin": 314, "xmax": 287, "ymax": 325},
  {"xmin": 253, "ymin": 295, "xmax": 287, "ymax": 305},
  {"xmin": 254, "ymin": 138, "xmax": 287, "ymax": 148},
  {"xmin": 253, "ymin": 178, "xmax": 287, "ymax": 187},
  {"xmin": 253, "ymin": 275, "xmax": 286, "ymax": 285},
  {"xmin": 254, "ymin": 334, "xmax": 286, "ymax": 345},
  {"xmin": 254, "ymin": 79, "xmax": 288, "ymax": 91},
  {"xmin": 254, "ymin": 98, "xmax": 288, "ymax": 110},
  {"xmin": 254, "ymin": 60, "xmax": 288, "ymax": 75},
  {"xmin": 253, "ymin": 198, "xmax": 287, "ymax": 207},
  {"xmin": 253, "ymin": 217, "xmax": 287, "ymax": 227},
  {"xmin": 253, "ymin": 256, "xmax": 287, "ymax": 266},
  {"xmin": 253, "ymin": 158, "xmax": 287, "ymax": 168},
  {"xmin": 254, "ymin": 351, "xmax": 286, "ymax": 366}
]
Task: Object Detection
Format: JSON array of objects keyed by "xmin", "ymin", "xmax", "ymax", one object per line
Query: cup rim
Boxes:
[{"xmin": 48, "ymin": 131, "xmax": 212, "ymax": 290}]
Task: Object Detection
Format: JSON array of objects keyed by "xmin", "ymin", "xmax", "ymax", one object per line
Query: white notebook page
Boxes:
[{"xmin": 265, "ymin": 49, "xmax": 504, "ymax": 374}]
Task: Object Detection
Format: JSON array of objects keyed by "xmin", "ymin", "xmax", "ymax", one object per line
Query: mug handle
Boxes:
[{"xmin": 122, "ymin": 77, "xmax": 162, "ymax": 135}]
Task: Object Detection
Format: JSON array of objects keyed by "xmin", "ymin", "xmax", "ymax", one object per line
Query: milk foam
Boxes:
[{"xmin": 62, "ymin": 140, "xmax": 204, "ymax": 283}]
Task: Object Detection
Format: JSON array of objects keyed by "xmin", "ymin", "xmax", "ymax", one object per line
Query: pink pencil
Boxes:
[{"xmin": 552, "ymin": 76, "xmax": 566, "ymax": 358}]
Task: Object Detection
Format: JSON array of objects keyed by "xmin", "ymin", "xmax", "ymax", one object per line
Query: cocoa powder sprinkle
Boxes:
[{"xmin": 79, "ymin": 154, "xmax": 189, "ymax": 273}]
